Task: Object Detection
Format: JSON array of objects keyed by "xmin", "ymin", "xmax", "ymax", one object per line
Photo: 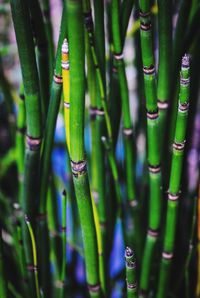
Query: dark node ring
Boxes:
[
  {"xmin": 71, "ymin": 159, "xmax": 87, "ymax": 177},
  {"xmin": 123, "ymin": 128, "xmax": 133, "ymax": 136},
  {"xmin": 147, "ymin": 228, "xmax": 159, "ymax": 237},
  {"xmin": 173, "ymin": 141, "xmax": 185, "ymax": 151},
  {"xmin": 168, "ymin": 192, "xmax": 180, "ymax": 201},
  {"xmin": 19, "ymin": 93, "xmax": 25, "ymax": 100},
  {"xmin": 126, "ymin": 260, "xmax": 136, "ymax": 269},
  {"xmin": 114, "ymin": 52, "xmax": 124, "ymax": 61},
  {"xmin": 54, "ymin": 74, "xmax": 63, "ymax": 84},
  {"xmin": 162, "ymin": 251, "xmax": 173, "ymax": 259},
  {"xmin": 180, "ymin": 77, "xmax": 190, "ymax": 86},
  {"xmin": 61, "ymin": 61, "xmax": 70, "ymax": 70},
  {"xmin": 100, "ymin": 221, "xmax": 107, "ymax": 228},
  {"xmin": 146, "ymin": 109, "xmax": 159, "ymax": 120},
  {"xmin": 17, "ymin": 126, "xmax": 26, "ymax": 134},
  {"xmin": 61, "ymin": 226, "xmax": 66, "ymax": 232},
  {"xmin": 140, "ymin": 22, "xmax": 151, "ymax": 31},
  {"xmin": 90, "ymin": 107, "xmax": 105, "ymax": 116},
  {"xmin": 36, "ymin": 213, "xmax": 47, "ymax": 221},
  {"xmin": 43, "ymin": 9, "xmax": 50, "ymax": 20},
  {"xmin": 178, "ymin": 102, "xmax": 189, "ymax": 112},
  {"xmin": 139, "ymin": 289, "xmax": 148, "ymax": 297},
  {"xmin": 27, "ymin": 264, "xmax": 38, "ymax": 272},
  {"xmin": 84, "ymin": 10, "xmax": 93, "ymax": 31},
  {"xmin": 157, "ymin": 100, "xmax": 169, "ymax": 110},
  {"xmin": 125, "ymin": 246, "xmax": 134, "ymax": 258},
  {"xmin": 112, "ymin": 66, "xmax": 118, "ymax": 73},
  {"xmin": 143, "ymin": 65, "xmax": 155, "ymax": 75},
  {"xmin": 127, "ymin": 281, "xmax": 137, "ymax": 289},
  {"xmin": 88, "ymin": 283, "xmax": 101, "ymax": 292},
  {"xmin": 139, "ymin": 10, "xmax": 151, "ymax": 18},
  {"xmin": 64, "ymin": 101, "xmax": 70, "ymax": 109},
  {"xmin": 26, "ymin": 135, "xmax": 42, "ymax": 151},
  {"xmin": 181, "ymin": 54, "xmax": 190, "ymax": 68}
]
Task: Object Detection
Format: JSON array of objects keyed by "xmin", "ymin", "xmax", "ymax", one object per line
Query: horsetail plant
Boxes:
[
  {"xmin": 125, "ymin": 247, "xmax": 138, "ymax": 298},
  {"xmin": 67, "ymin": 0, "xmax": 101, "ymax": 296},
  {"xmin": 1, "ymin": 1, "xmax": 200, "ymax": 298},
  {"xmin": 139, "ymin": 1, "xmax": 162, "ymax": 295},
  {"xmin": 157, "ymin": 54, "xmax": 190, "ymax": 298}
]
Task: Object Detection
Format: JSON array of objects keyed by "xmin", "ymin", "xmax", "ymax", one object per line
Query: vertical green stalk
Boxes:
[
  {"xmin": 125, "ymin": 247, "xmax": 138, "ymax": 298},
  {"xmin": 16, "ymin": 86, "xmax": 26, "ymax": 206},
  {"xmin": 156, "ymin": 55, "xmax": 190, "ymax": 298},
  {"xmin": 27, "ymin": 0, "xmax": 50, "ymax": 121},
  {"xmin": 67, "ymin": 1, "xmax": 101, "ymax": 297},
  {"xmin": 139, "ymin": 1, "xmax": 162, "ymax": 295},
  {"xmin": 40, "ymin": 0, "xmax": 54, "ymax": 81},
  {"xmin": 25, "ymin": 216, "xmax": 40, "ymax": 298},
  {"xmin": 10, "ymin": 1, "xmax": 42, "ymax": 297},
  {"xmin": 111, "ymin": 0, "xmax": 138, "ymax": 247},
  {"xmin": 157, "ymin": 0, "xmax": 172, "ymax": 152},
  {"xmin": 84, "ymin": 0, "xmax": 107, "ymax": 293}
]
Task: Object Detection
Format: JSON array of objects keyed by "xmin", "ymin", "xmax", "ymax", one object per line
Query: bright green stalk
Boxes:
[
  {"xmin": 10, "ymin": 1, "xmax": 42, "ymax": 297},
  {"xmin": 139, "ymin": 1, "xmax": 162, "ymax": 295},
  {"xmin": 156, "ymin": 55, "xmax": 190, "ymax": 298},
  {"xmin": 86, "ymin": 30, "xmax": 107, "ymax": 296},
  {"xmin": 67, "ymin": 1, "xmax": 101, "ymax": 297},
  {"xmin": 85, "ymin": 3, "xmax": 107, "ymax": 287},
  {"xmin": 169, "ymin": 0, "xmax": 192, "ymax": 144},
  {"xmin": 111, "ymin": 0, "xmax": 138, "ymax": 221},
  {"xmin": 157, "ymin": 0, "xmax": 172, "ymax": 151},
  {"xmin": 27, "ymin": 0, "xmax": 50, "ymax": 122},
  {"xmin": 125, "ymin": 247, "xmax": 138, "ymax": 298},
  {"xmin": 25, "ymin": 216, "xmax": 40, "ymax": 298},
  {"xmin": 0, "ymin": 230, "xmax": 7, "ymax": 297}
]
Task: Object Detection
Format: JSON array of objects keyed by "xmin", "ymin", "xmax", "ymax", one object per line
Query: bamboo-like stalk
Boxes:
[
  {"xmin": 157, "ymin": 0, "xmax": 172, "ymax": 152},
  {"xmin": 62, "ymin": 39, "xmax": 70, "ymax": 151},
  {"xmin": 83, "ymin": 1, "xmax": 107, "ymax": 293},
  {"xmin": 111, "ymin": 0, "xmax": 138, "ymax": 246},
  {"xmin": 25, "ymin": 215, "xmax": 40, "ymax": 298},
  {"xmin": 40, "ymin": 0, "xmax": 54, "ymax": 81},
  {"xmin": 16, "ymin": 86, "xmax": 26, "ymax": 205},
  {"xmin": 27, "ymin": 0, "xmax": 50, "ymax": 121},
  {"xmin": 57, "ymin": 190, "xmax": 67, "ymax": 298},
  {"xmin": 38, "ymin": 10, "xmax": 67, "ymax": 293},
  {"xmin": 139, "ymin": 1, "xmax": 162, "ymax": 295},
  {"xmin": 156, "ymin": 54, "xmax": 190, "ymax": 298},
  {"xmin": 67, "ymin": 1, "xmax": 101, "ymax": 297},
  {"xmin": 10, "ymin": 1, "xmax": 42, "ymax": 297},
  {"xmin": 125, "ymin": 247, "xmax": 138, "ymax": 298}
]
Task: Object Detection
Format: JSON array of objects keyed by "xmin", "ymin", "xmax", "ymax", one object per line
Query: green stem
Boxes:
[
  {"xmin": 67, "ymin": 1, "xmax": 101, "ymax": 297},
  {"xmin": 156, "ymin": 55, "xmax": 190, "ymax": 298}
]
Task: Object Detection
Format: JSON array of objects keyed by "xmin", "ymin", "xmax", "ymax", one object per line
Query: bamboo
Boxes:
[
  {"xmin": 139, "ymin": 1, "xmax": 162, "ymax": 295},
  {"xmin": 0, "ymin": 230, "xmax": 7, "ymax": 297},
  {"xmin": 125, "ymin": 247, "xmax": 138, "ymax": 298},
  {"xmin": 156, "ymin": 54, "xmax": 190, "ymax": 298},
  {"xmin": 67, "ymin": 1, "xmax": 101, "ymax": 297}
]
